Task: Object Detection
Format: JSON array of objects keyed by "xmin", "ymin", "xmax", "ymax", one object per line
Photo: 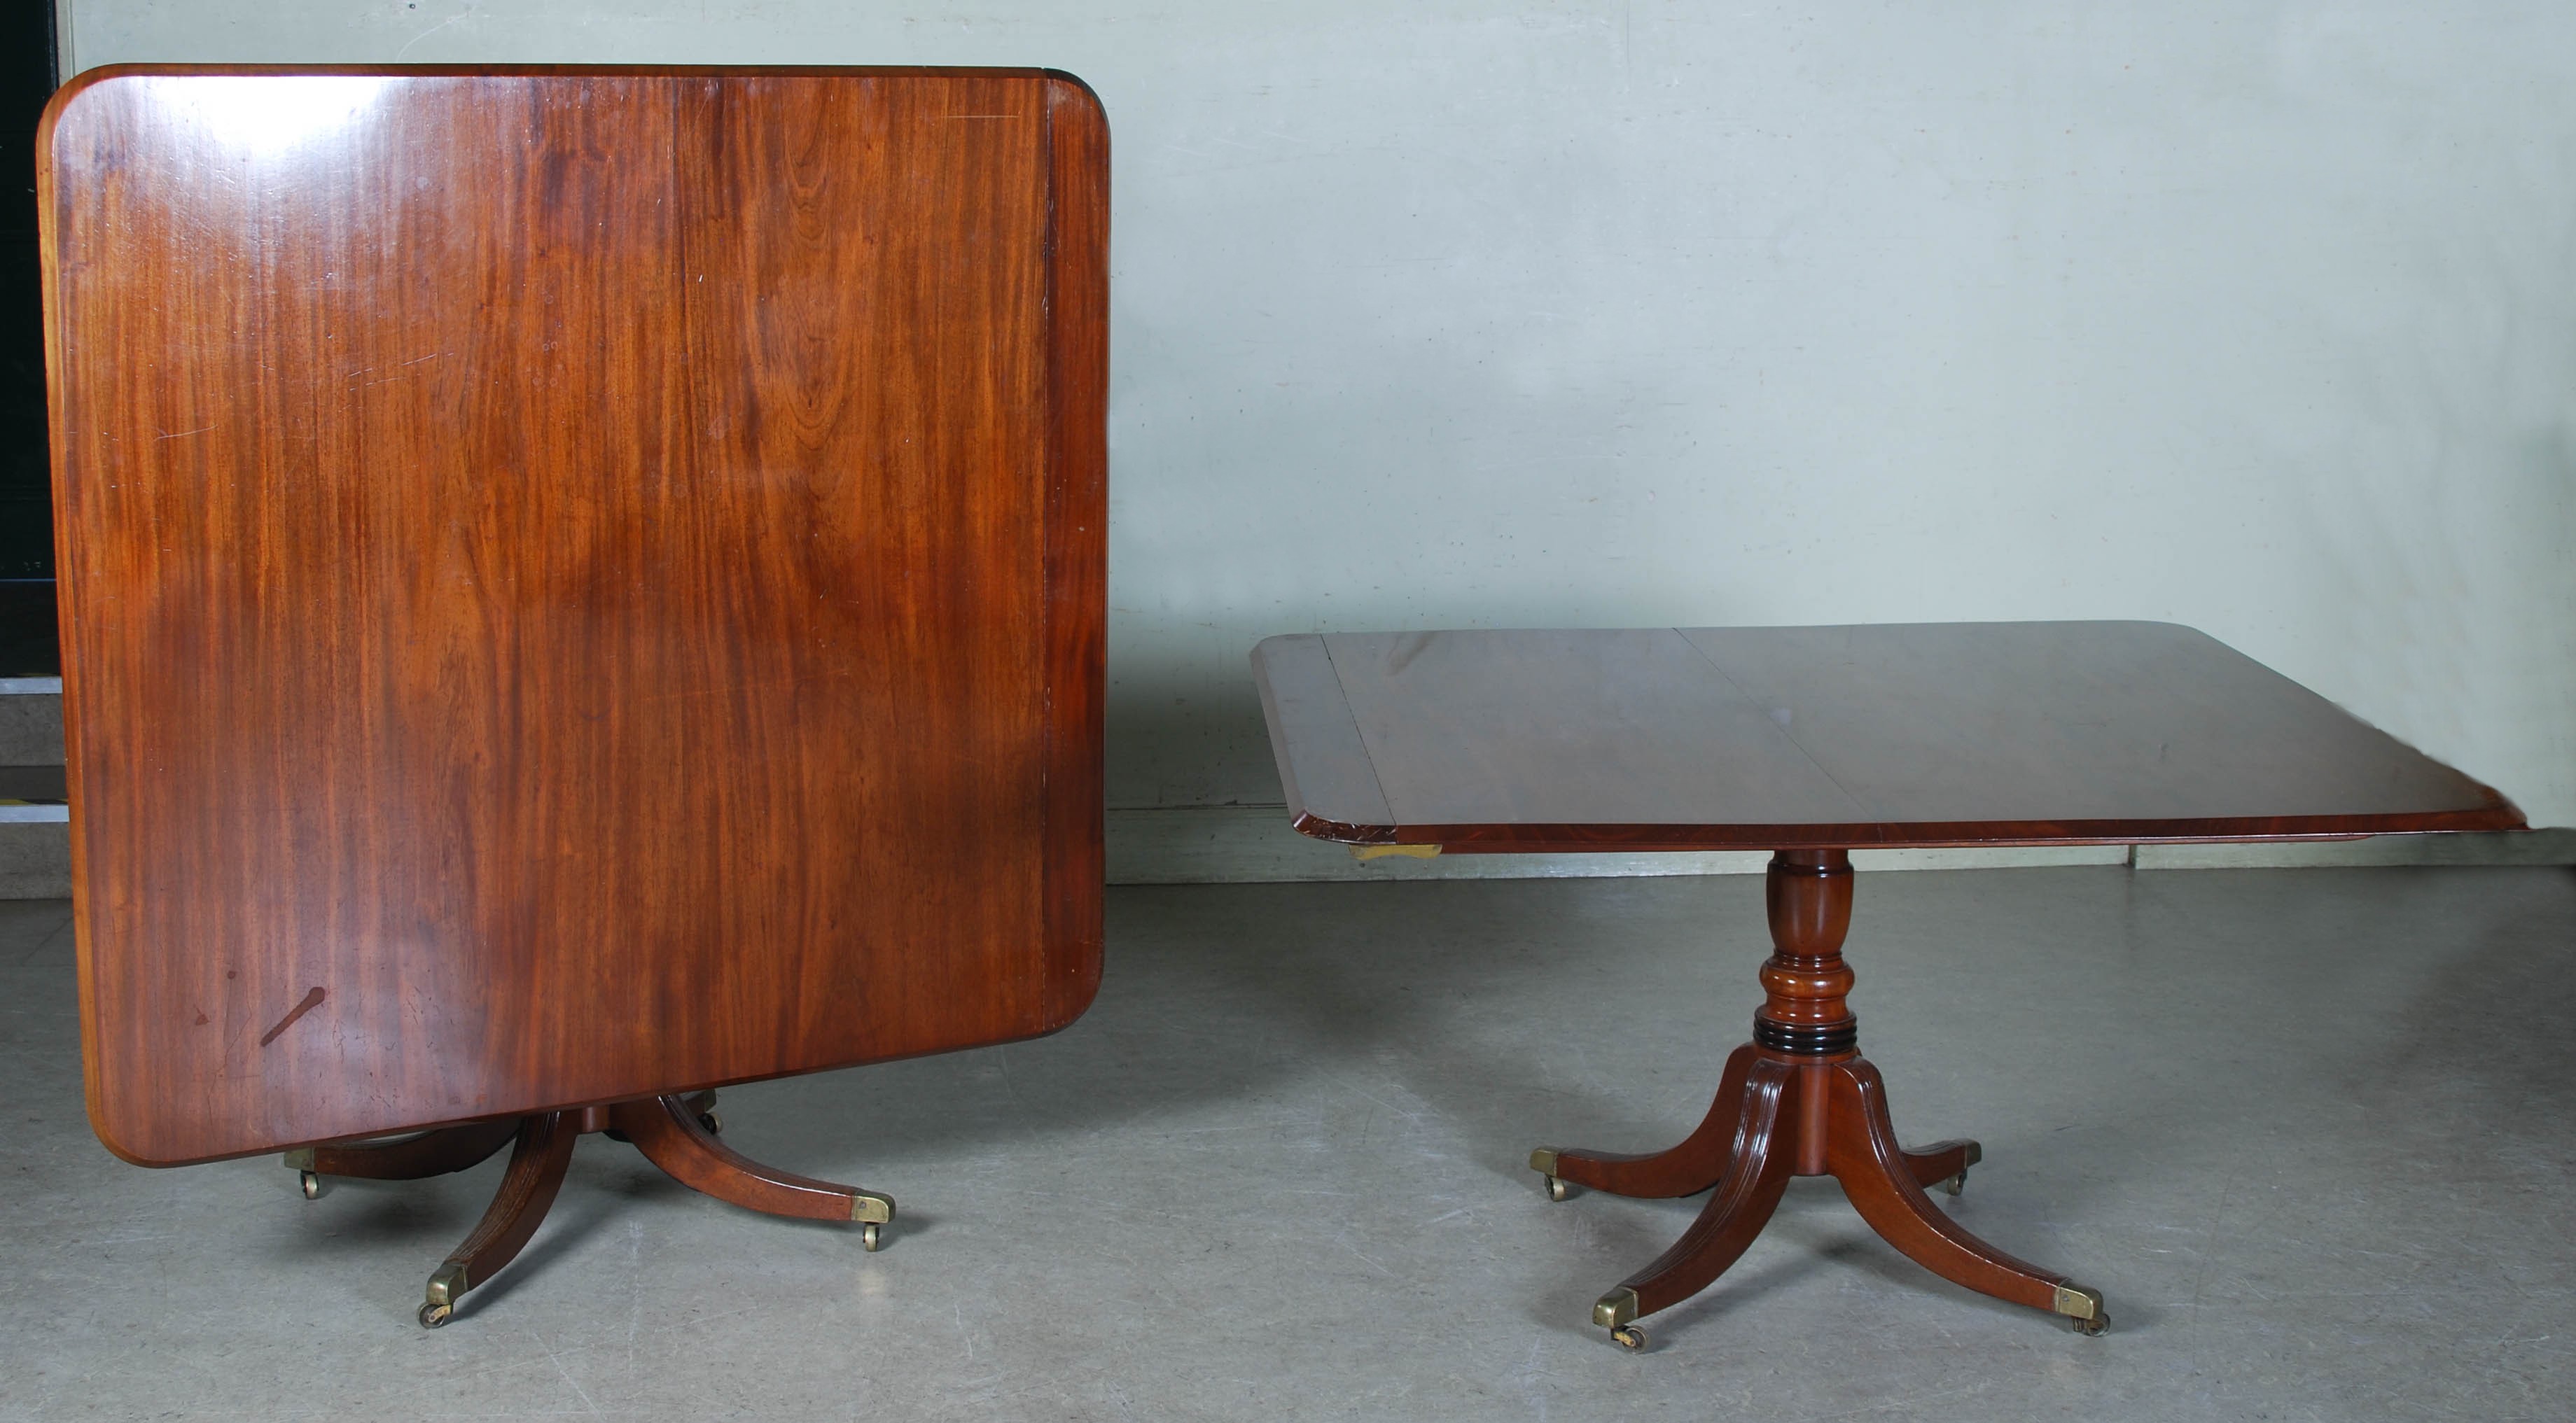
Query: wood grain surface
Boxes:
[
  {"xmin": 42, "ymin": 66, "xmax": 1108, "ymax": 1165},
  {"xmin": 1252, "ymin": 623, "xmax": 2523, "ymax": 850}
]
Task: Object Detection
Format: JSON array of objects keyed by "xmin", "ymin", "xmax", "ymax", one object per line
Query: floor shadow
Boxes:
[
  {"xmin": 2360, "ymin": 867, "xmax": 2576, "ymax": 1111},
  {"xmin": 719, "ymin": 876, "xmax": 1676, "ymax": 1179}
]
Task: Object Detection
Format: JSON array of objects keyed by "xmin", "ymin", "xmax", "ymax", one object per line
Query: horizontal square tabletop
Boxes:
[{"xmin": 1250, "ymin": 622, "xmax": 2523, "ymax": 850}]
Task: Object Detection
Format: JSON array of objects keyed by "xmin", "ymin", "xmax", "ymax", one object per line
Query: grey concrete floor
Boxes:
[{"xmin": 2, "ymin": 865, "xmax": 2572, "ymax": 1420}]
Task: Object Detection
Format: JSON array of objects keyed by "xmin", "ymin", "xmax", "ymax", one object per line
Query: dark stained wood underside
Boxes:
[
  {"xmin": 1253, "ymin": 623, "xmax": 2523, "ymax": 850},
  {"xmin": 44, "ymin": 67, "xmax": 1109, "ymax": 1165}
]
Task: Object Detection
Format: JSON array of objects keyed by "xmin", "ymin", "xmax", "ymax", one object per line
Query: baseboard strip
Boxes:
[
  {"xmin": 2131, "ymin": 829, "xmax": 2576, "ymax": 870},
  {"xmin": 8, "ymin": 806, "xmax": 2564, "ymax": 902}
]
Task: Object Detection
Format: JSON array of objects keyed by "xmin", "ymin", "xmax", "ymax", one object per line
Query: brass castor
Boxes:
[
  {"xmin": 698, "ymin": 1110, "xmax": 723, "ymax": 1137},
  {"xmin": 1528, "ymin": 1148, "xmax": 1572, "ymax": 1201},
  {"xmin": 1610, "ymin": 1324, "xmax": 1648, "ymax": 1351},
  {"xmin": 2053, "ymin": 1283, "xmax": 2108, "ymax": 1337},
  {"xmin": 861, "ymin": 1222, "xmax": 882, "ymax": 1252},
  {"xmin": 418, "ymin": 1301, "xmax": 452, "ymax": 1329},
  {"xmin": 1936, "ymin": 1171, "xmax": 1965, "ymax": 1197},
  {"xmin": 300, "ymin": 1170, "xmax": 321, "ymax": 1200}
]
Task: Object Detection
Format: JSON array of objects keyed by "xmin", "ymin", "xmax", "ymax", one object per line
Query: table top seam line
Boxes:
[
  {"xmin": 1671, "ymin": 626, "xmax": 1874, "ymax": 829},
  {"xmin": 1317, "ymin": 634, "xmax": 1404, "ymax": 833}
]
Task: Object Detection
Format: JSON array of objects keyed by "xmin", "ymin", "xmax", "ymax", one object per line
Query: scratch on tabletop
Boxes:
[{"xmin": 258, "ymin": 987, "xmax": 326, "ymax": 1046}]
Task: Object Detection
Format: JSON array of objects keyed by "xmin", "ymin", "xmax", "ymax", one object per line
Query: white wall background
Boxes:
[{"xmin": 64, "ymin": 2, "xmax": 2576, "ymax": 825}]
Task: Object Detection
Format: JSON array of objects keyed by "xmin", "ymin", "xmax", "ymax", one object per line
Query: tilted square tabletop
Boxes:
[
  {"xmin": 43, "ymin": 65, "xmax": 1109, "ymax": 1326},
  {"xmin": 46, "ymin": 67, "xmax": 1109, "ymax": 1172},
  {"xmin": 1249, "ymin": 620, "xmax": 2523, "ymax": 1349},
  {"xmin": 1252, "ymin": 622, "xmax": 2520, "ymax": 852}
]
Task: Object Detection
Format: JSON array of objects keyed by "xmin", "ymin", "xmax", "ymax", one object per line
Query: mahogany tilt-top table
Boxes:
[
  {"xmin": 1251, "ymin": 622, "xmax": 2522, "ymax": 1349},
  {"xmin": 42, "ymin": 66, "xmax": 1108, "ymax": 1326}
]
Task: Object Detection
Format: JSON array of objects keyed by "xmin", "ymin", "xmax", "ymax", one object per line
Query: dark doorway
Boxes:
[{"xmin": 0, "ymin": 7, "xmax": 60, "ymax": 675}]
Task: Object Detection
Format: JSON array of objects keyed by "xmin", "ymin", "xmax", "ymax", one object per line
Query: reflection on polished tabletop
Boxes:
[
  {"xmin": 1253, "ymin": 622, "xmax": 2519, "ymax": 850},
  {"xmin": 1251, "ymin": 621, "xmax": 2522, "ymax": 1350}
]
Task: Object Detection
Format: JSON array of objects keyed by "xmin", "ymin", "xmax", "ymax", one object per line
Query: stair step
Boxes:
[
  {"xmin": 0, "ymin": 678, "xmax": 62, "ymax": 769},
  {"xmin": 0, "ymin": 679, "xmax": 67, "ymax": 897}
]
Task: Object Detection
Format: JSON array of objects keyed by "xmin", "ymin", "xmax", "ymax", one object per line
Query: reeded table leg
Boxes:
[
  {"xmin": 1533, "ymin": 849, "xmax": 2106, "ymax": 1350},
  {"xmin": 1532, "ymin": 1044, "xmax": 1758, "ymax": 1200},
  {"xmin": 1827, "ymin": 1060, "xmax": 2102, "ymax": 1333},
  {"xmin": 1589, "ymin": 1056, "xmax": 1797, "ymax": 1350},
  {"xmin": 1901, "ymin": 1137, "xmax": 1982, "ymax": 1196},
  {"xmin": 282, "ymin": 1119, "xmax": 520, "ymax": 1199},
  {"xmin": 419, "ymin": 1113, "xmax": 577, "ymax": 1328},
  {"xmin": 609, "ymin": 1094, "xmax": 896, "ymax": 1249}
]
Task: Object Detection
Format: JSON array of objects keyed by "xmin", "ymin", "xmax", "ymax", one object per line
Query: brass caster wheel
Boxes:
[
  {"xmin": 418, "ymin": 1301, "xmax": 452, "ymax": 1329},
  {"xmin": 697, "ymin": 1110, "xmax": 723, "ymax": 1137},
  {"xmin": 300, "ymin": 1170, "xmax": 321, "ymax": 1200},
  {"xmin": 1610, "ymin": 1324, "xmax": 1648, "ymax": 1351},
  {"xmin": 2054, "ymin": 1283, "xmax": 2107, "ymax": 1337},
  {"xmin": 1527, "ymin": 1148, "xmax": 1571, "ymax": 1202},
  {"xmin": 861, "ymin": 1222, "xmax": 882, "ymax": 1252},
  {"xmin": 1937, "ymin": 1171, "xmax": 1965, "ymax": 1197}
]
